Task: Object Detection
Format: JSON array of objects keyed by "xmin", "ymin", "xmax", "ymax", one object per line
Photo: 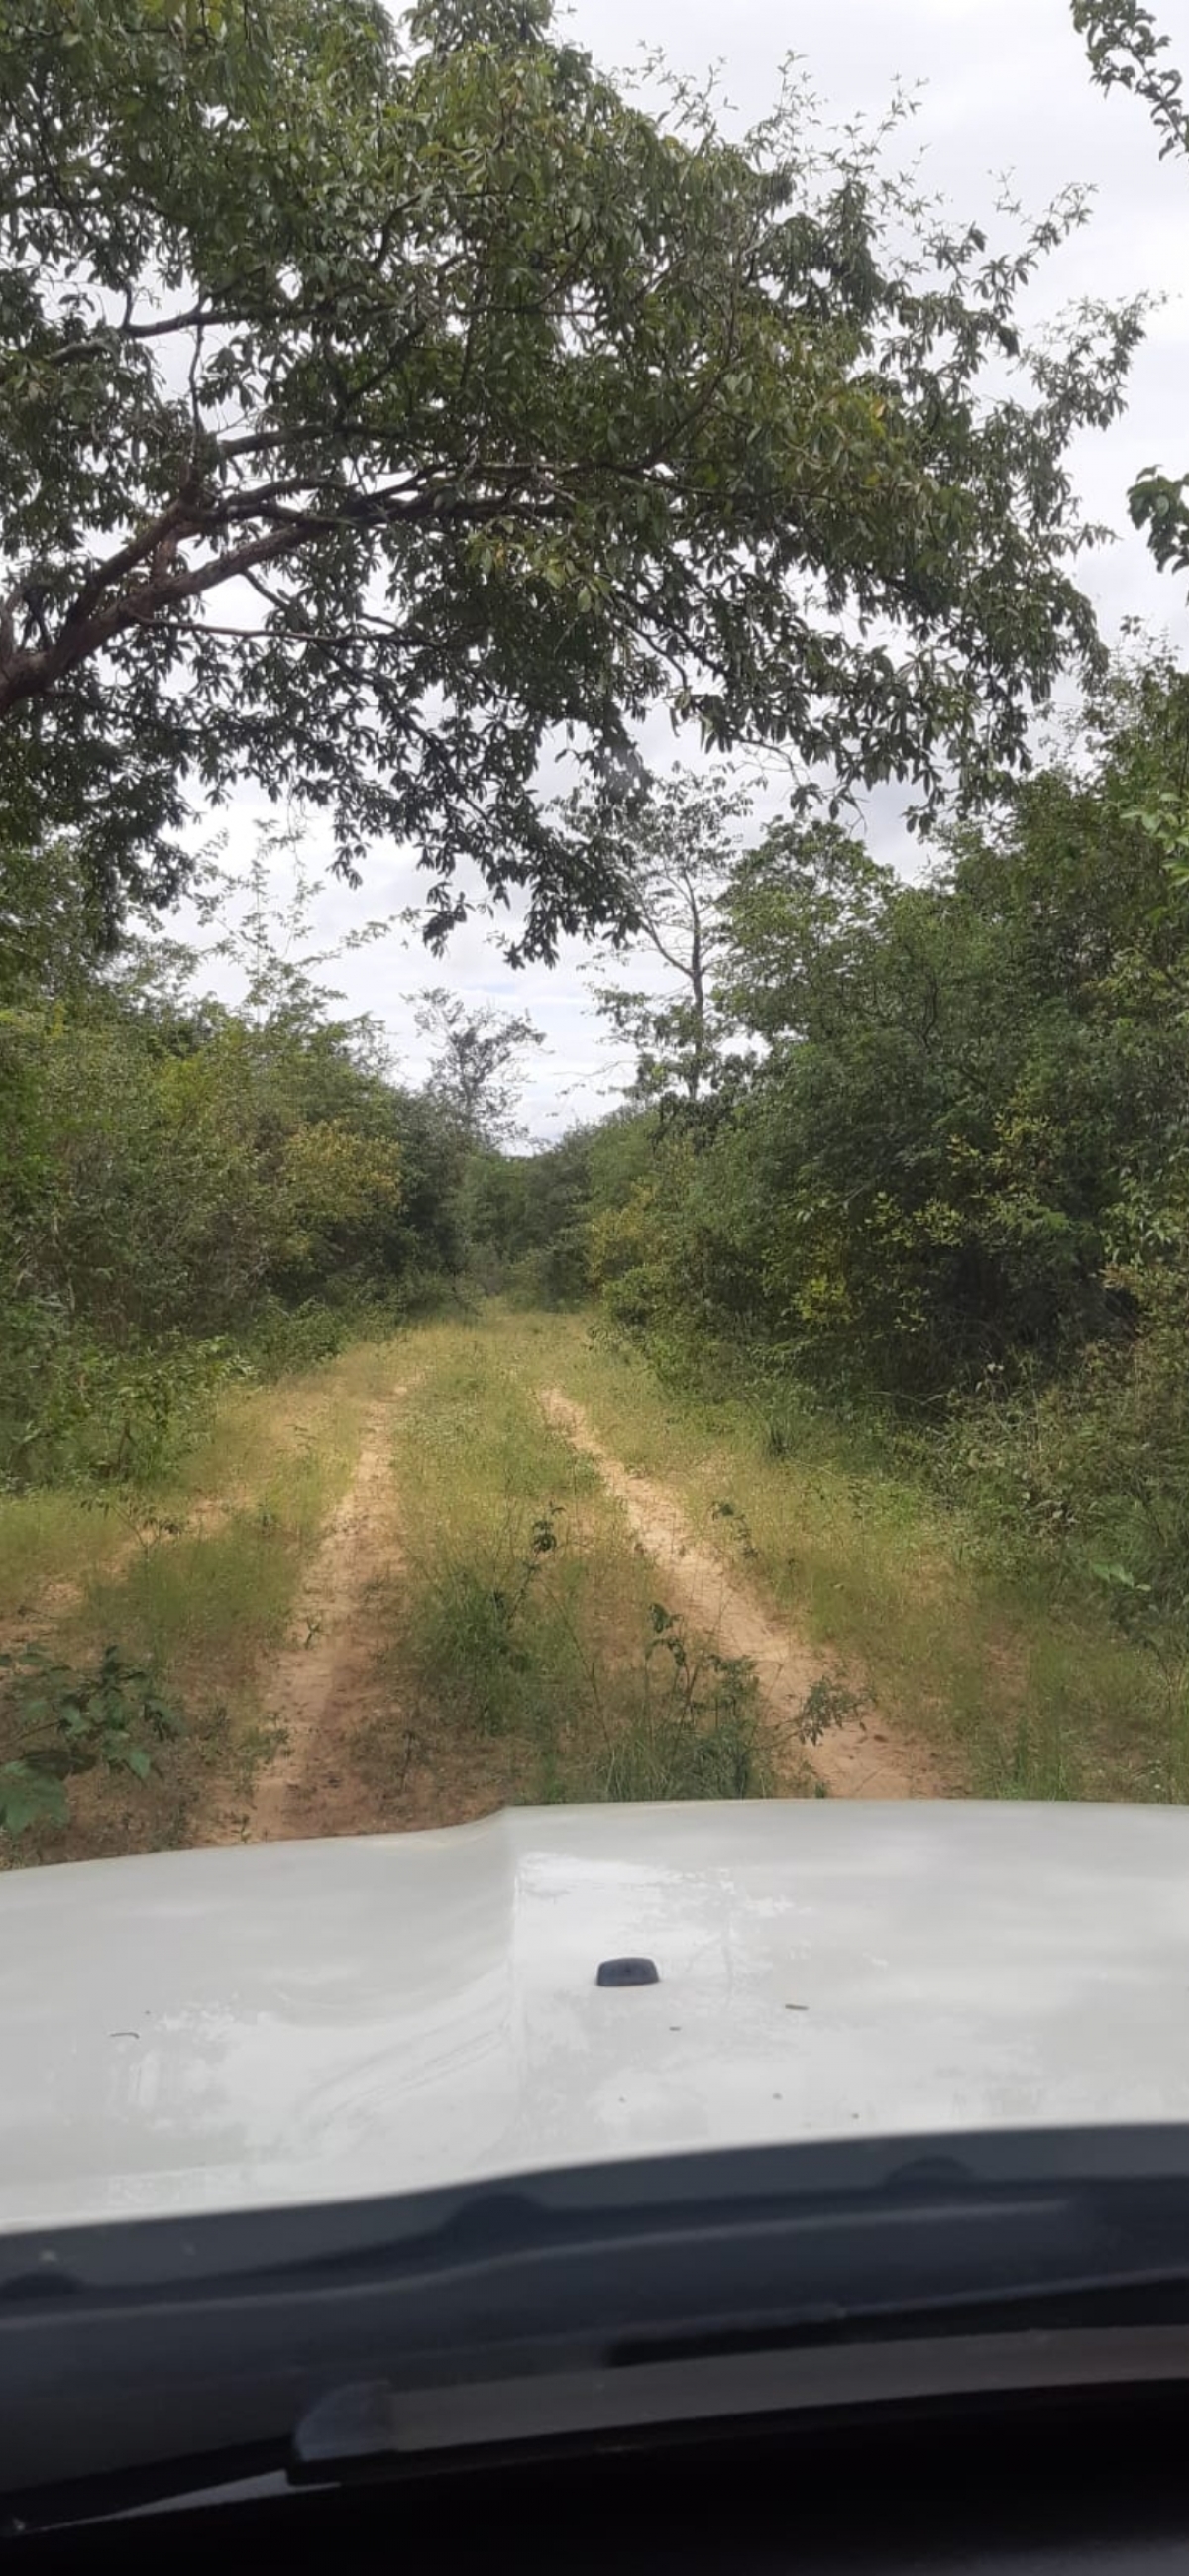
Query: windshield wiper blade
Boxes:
[
  {"xmin": 291, "ymin": 2263, "xmax": 1189, "ymax": 2485},
  {"xmin": 613, "ymin": 2260, "xmax": 1189, "ymax": 2365},
  {"xmin": 293, "ymin": 2303, "xmax": 1189, "ymax": 2485},
  {"xmin": 12, "ymin": 2262, "xmax": 1189, "ymax": 2532},
  {"xmin": 0, "ymin": 2442, "xmax": 291, "ymax": 2540}
]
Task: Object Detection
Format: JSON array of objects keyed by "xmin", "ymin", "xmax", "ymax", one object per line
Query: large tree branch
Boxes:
[
  {"xmin": 63, "ymin": 497, "xmax": 203, "ymax": 629},
  {"xmin": 0, "ymin": 479, "xmax": 569, "ymax": 716}
]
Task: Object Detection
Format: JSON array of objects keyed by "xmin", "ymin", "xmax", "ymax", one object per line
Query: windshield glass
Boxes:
[{"xmin": 1, "ymin": 0, "xmax": 1188, "ymax": 2488}]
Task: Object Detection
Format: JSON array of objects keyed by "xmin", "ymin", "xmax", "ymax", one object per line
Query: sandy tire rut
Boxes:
[
  {"xmin": 215, "ymin": 1394, "xmax": 408, "ymax": 1844},
  {"xmin": 541, "ymin": 1390, "xmax": 946, "ymax": 1800}
]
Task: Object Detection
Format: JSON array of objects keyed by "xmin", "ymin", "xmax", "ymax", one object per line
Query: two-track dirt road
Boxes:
[{"xmin": 222, "ymin": 1320, "xmax": 946, "ymax": 1843}]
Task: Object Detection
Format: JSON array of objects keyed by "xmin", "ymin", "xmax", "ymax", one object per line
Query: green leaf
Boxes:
[{"xmin": 0, "ymin": 1763, "xmax": 67, "ymax": 1837}]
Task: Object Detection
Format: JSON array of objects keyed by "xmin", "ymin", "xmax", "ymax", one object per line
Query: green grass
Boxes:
[
  {"xmin": 500, "ymin": 1308, "xmax": 1177, "ymax": 1804},
  {"xmin": 0, "ymin": 1338, "xmax": 398, "ymax": 1634},
  {"xmin": 8, "ymin": 1297, "xmax": 1178, "ymax": 1855},
  {"xmin": 360, "ymin": 1318, "xmax": 771, "ymax": 1814},
  {"xmin": 0, "ymin": 1335, "xmax": 405, "ymax": 1863},
  {"xmin": 0, "ymin": 1489, "xmax": 126, "ymax": 1621}
]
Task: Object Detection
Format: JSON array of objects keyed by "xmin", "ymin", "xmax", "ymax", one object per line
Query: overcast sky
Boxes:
[{"xmin": 182, "ymin": 0, "xmax": 1189, "ymax": 1142}]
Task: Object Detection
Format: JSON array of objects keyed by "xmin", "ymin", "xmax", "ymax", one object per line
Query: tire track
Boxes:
[
  {"xmin": 215, "ymin": 1391, "xmax": 409, "ymax": 1844},
  {"xmin": 541, "ymin": 1388, "xmax": 948, "ymax": 1800}
]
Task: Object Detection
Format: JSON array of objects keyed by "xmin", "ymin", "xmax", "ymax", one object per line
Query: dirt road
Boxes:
[
  {"xmin": 217, "ymin": 1326, "xmax": 945, "ymax": 1843},
  {"xmin": 0, "ymin": 1313, "xmax": 973, "ymax": 1876}
]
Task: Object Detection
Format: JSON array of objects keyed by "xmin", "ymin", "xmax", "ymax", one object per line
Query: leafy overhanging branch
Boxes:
[
  {"xmin": 1072, "ymin": 1, "xmax": 1189, "ymax": 578},
  {"xmin": 0, "ymin": 0, "xmax": 1144, "ymax": 948}
]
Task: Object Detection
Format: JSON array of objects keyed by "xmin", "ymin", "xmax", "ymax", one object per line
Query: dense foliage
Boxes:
[
  {"xmin": 0, "ymin": 0, "xmax": 1142, "ymax": 948},
  {"xmin": 0, "ymin": 843, "xmax": 464, "ymax": 1485},
  {"xmin": 483, "ymin": 654, "xmax": 1189, "ymax": 1636},
  {"xmin": 463, "ymin": 1112, "xmax": 656, "ymax": 1303}
]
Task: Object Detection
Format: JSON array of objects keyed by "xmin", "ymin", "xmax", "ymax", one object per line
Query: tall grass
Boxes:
[{"xmin": 0, "ymin": 1489, "xmax": 126, "ymax": 1624}]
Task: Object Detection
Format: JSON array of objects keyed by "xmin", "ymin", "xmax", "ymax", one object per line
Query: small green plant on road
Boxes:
[
  {"xmin": 597, "ymin": 1605, "xmax": 770, "ymax": 1803},
  {"xmin": 0, "ymin": 1644, "xmax": 183, "ymax": 1838},
  {"xmin": 796, "ymin": 1674, "xmax": 870, "ymax": 1748}
]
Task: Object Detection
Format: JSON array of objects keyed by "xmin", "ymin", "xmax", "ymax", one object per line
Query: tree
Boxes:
[
  {"xmin": 594, "ymin": 653, "xmax": 1189, "ymax": 1395},
  {"xmin": 1073, "ymin": 0, "xmax": 1189, "ymax": 576},
  {"xmin": 0, "ymin": 814, "xmax": 476, "ymax": 1482},
  {"xmin": 461, "ymin": 1106, "xmax": 657, "ymax": 1299},
  {"xmin": 1, "ymin": 0, "xmax": 1141, "ymax": 946},
  {"xmin": 462, "ymin": 1124, "xmax": 591, "ymax": 1296},
  {"xmin": 562, "ymin": 767, "xmax": 751, "ymax": 1103},
  {"xmin": 161, "ymin": 816, "xmax": 391, "ymax": 1042},
  {"xmin": 413, "ymin": 987, "xmax": 543, "ymax": 1143}
]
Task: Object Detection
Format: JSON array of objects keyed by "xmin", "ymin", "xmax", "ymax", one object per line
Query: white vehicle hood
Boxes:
[{"xmin": 4, "ymin": 1799, "xmax": 1189, "ymax": 2235}]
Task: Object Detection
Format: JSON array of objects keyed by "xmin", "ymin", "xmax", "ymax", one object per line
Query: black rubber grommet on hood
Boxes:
[{"xmin": 595, "ymin": 1957, "xmax": 660, "ymax": 1987}]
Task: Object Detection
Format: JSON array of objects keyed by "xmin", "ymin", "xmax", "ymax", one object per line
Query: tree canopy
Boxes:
[
  {"xmin": 1, "ymin": 0, "xmax": 1141, "ymax": 946},
  {"xmin": 571, "ymin": 653, "xmax": 1189, "ymax": 1402}
]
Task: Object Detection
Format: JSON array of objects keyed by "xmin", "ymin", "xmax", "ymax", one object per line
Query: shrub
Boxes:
[
  {"xmin": 595, "ymin": 1607, "xmax": 771, "ymax": 1802},
  {"xmin": 0, "ymin": 1643, "xmax": 184, "ymax": 1838}
]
